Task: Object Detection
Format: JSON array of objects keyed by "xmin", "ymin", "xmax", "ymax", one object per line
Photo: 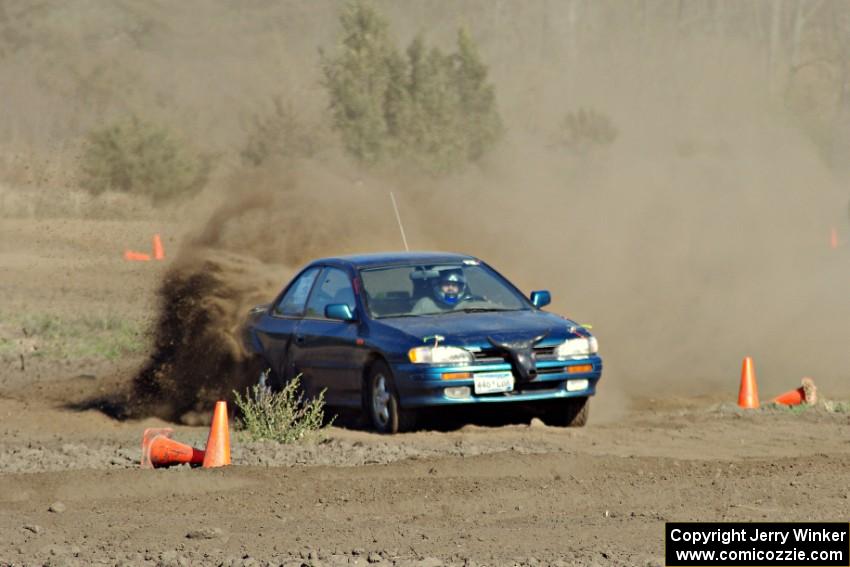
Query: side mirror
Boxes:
[
  {"xmin": 530, "ymin": 290, "xmax": 551, "ymax": 309},
  {"xmin": 325, "ymin": 303, "xmax": 356, "ymax": 321}
]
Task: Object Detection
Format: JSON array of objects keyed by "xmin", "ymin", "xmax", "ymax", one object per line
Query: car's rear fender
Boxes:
[
  {"xmin": 242, "ymin": 305, "xmax": 270, "ymax": 354},
  {"xmin": 242, "ymin": 325, "xmax": 264, "ymax": 355}
]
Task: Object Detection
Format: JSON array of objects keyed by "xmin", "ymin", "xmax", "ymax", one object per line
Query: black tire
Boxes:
[
  {"xmin": 366, "ymin": 361, "xmax": 416, "ymax": 434},
  {"xmin": 544, "ymin": 396, "xmax": 590, "ymax": 427}
]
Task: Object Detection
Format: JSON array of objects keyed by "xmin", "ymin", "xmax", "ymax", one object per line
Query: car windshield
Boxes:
[{"xmin": 359, "ymin": 262, "xmax": 531, "ymax": 319}]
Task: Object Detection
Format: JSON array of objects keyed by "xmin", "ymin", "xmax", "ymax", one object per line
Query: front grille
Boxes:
[
  {"xmin": 472, "ymin": 350, "xmax": 505, "ymax": 363},
  {"xmin": 516, "ymin": 381, "xmax": 562, "ymax": 393},
  {"xmin": 472, "ymin": 345, "xmax": 558, "ymax": 364}
]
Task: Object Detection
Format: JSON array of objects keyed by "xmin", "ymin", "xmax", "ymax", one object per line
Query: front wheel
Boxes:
[
  {"xmin": 367, "ymin": 361, "xmax": 416, "ymax": 434},
  {"xmin": 543, "ymin": 396, "xmax": 589, "ymax": 427}
]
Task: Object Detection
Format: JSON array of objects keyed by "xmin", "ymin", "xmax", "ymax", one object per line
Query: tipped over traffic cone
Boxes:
[
  {"xmin": 124, "ymin": 250, "xmax": 151, "ymax": 261},
  {"xmin": 774, "ymin": 377, "xmax": 818, "ymax": 406},
  {"xmin": 141, "ymin": 428, "xmax": 205, "ymax": 468},
  {"xmin": 152, "ymin": 234, "xmax": 165, "ymax": 260},
  {"xmin": 202, "ymin": 401, "xmax": 231, "ymax": 468},
  {"xmin": 738, "ymin": 356, "xmax": 759, "ymax": 409}
]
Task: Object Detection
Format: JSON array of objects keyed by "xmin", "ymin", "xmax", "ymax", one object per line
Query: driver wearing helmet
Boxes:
[
  {"xmin": 434, "ymin": 269, "xmax": 466, "ymax": 306},
  {"xmin": 412, "ymin": 268, "xmax": 468, "ymax": 314}
]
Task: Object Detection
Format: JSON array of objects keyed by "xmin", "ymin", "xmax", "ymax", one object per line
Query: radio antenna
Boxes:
[{"xmin": 390, "ymin": 191, "xmax": 410, "ymax": 251}]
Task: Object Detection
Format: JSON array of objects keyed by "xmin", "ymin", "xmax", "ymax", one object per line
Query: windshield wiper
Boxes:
[
  {"xmin": 450, "ymin": 307, "xmax": 516, "ymax": 314},
  {"xmin": 376, "ymin": 308, "xmax": 519, "ymax": 318}
]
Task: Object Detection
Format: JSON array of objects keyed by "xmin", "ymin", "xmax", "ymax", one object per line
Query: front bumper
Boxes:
[{"xmin": 392, "ymin": 355, "xmax": 602, "ymax": 408}]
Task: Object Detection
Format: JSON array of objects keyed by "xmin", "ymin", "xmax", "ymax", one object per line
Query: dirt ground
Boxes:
[
  {"xmin": 2, "ymin": 219, "xmax": 850, "ymax": 567},
  {"xmin": 5, "ymin": 2, "xmax": 850, "ymax": 565}
]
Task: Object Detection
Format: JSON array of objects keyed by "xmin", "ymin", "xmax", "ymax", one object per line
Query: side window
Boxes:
[
  {"xmin": 305, "ymin": 268, "xmax": 356, "ymax": 319},
  {"xmin": 273, "ymin": 267, "xmax": 320, "ymax": 317}
]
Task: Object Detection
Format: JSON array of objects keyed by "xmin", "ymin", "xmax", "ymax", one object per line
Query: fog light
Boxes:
[
  {"xmin": 444, "ymin": 386, "xmax": 471, "ymax": 399},
  {"xmin": 566, "ymin": 379, "xmax": 589, "ymax": 392}
]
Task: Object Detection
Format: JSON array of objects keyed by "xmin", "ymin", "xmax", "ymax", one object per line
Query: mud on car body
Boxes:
[{"xmin": 243, "ymin": 252, "xmax": 602, "ymax": 433}]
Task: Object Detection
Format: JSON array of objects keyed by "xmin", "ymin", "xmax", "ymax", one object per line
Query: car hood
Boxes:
[{"xmin": 373, "ymin": 310, "xmax": 584, "ymax": 348}]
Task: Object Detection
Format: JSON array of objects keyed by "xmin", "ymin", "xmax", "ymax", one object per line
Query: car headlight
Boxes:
[
  {"xmin": 555, "ymin": 336, "xmax": 598, "ymax": 360},
  {"xmin": 408, "ymin": 346, "xmax": 474, "ymax": 365}
]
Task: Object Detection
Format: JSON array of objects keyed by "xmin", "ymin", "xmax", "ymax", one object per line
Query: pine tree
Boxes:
[
  {"xmin": 320, "ymin": 1, "xmax": 503, "ymax": 173},
  {"xmin": 403, "ymin": 45, "xmax": 466, "ymax": 172},
  {"xmin": 453, "ymin": 28, "xmax": 502, "ymax": 162},
  {"xmin": 320, "ymin": 1, "xmax": 397, "ymax": 163}
]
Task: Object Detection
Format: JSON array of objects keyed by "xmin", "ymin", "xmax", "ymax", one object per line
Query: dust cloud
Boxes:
[
  {"xmin": 434, "ymin": 37, "xmax": 850, "ymax": 407},
  {"xmin": 126, "ymin": 3, "xmax": 850, "ymax": 420},
  {"xmin": 130, "ymin": 160, "xmax": 408, "ymax": 418}
]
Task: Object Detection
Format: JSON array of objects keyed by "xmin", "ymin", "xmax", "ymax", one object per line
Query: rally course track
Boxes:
[
  {"xmin": 3, "ymin": 389, "xmax": 850, "ymax": 566},
  {"xmin": 2, "ymin": 220, "xmax": 850, "ymax": 567}
]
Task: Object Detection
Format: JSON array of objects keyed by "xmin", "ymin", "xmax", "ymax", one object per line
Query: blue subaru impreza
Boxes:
[{"xmin": 243, "ymin": 252, "xmax": 602, "ymax": 433}]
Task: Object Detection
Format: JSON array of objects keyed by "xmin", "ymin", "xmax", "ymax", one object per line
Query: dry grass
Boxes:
[{"xmin": 0, "ymin": 312, "xmax": 148, "ymax": 361}]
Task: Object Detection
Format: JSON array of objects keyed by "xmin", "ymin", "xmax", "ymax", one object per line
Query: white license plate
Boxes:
[{"xmin": 474, "ymin": 371, "xmax": 514, "ymax": 394}]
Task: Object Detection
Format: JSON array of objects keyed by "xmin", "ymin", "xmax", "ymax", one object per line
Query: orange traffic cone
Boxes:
[
  {"xmin": 124, "ymin": 250, "xmax": 151, "ymax": 261},
  {"xmin": 152, "ymin": 234, "xmax": 165, "ymax": 260},
  {"xmin": 738, "ymin": 356, "xmax": 759, "ymax": 409},
  {"xmin": 774, "ymin": 377, "xmax": 817, "ymax": 406},
  {"xmin": 831, "ymin": 227, "xmax": 839, "ymax": 249},
  {"xmin": 141, "ymin": 428, "xmax": 205, "ymax": 468},
  {"xmin": 202, "ymin": 401, "xmax": 231, "ymax": 468}
]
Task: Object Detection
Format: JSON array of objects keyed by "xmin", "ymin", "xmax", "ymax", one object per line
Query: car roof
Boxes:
[{"xmin": 311, "ymin": 251, "xmax": 477, "ymax": 269}]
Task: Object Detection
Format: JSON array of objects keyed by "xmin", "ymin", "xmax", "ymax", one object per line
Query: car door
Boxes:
[
  {"xmin": 257, "ymin": 266, "xmax": 321, "ymax": 384},
  {"xmin": 290, "ymin": 267, "xmax": 363, "ymax": 406}
]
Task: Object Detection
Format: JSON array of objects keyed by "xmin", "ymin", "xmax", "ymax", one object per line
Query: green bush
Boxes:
[
  {"xmin": 321, "ymin": 1, "xmax": 502, "ymax": 173},
  {"xmin": 233, "ymin": 375, "xmax": 329, "ymax": 443},
  {"xmin": 81, "ymin": 115, "xmax": 209, "ymax": 202},
  {"xmin": 556, "ymin": 108, "xmax": 618, "ymax": 153},
  {"xmin": 241, "ymin": 97, "xmax": 322, "ymax": 166}
]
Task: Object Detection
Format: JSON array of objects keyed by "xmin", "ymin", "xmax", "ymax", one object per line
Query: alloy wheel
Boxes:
[{"xmin": 372, "ymin": 373, "xmax": 391, "ymax": 426}]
